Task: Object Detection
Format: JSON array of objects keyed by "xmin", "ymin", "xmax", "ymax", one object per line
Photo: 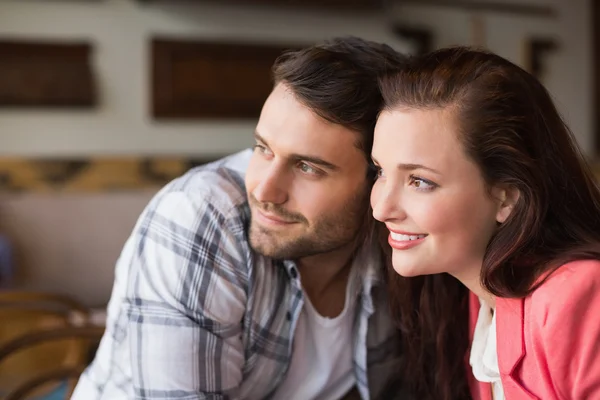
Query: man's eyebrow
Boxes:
[
  {"xmin": 371, "ymin": 157, "xmax": 441, "ymax": 175},
  {"xmin": 254, "ymin": 131, "xmax": 268, "ymax": 144},
  {"xmin": 254, "ymin": 131, "xmax": 340, "ymax": 171},
  {"xmin": 289, "ymin": 154, "xmax": 340, "ymax": 171}
]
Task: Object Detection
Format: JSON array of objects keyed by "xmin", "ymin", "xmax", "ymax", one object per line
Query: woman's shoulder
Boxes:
[
  {"xmin": 535, "ymin": 259, "xmax": 600, "ymax": 292},
  {"xmin": 521, "ymin": 261, "xmax": 600, "ymax": 400},
  {"xmin": 529, "ymin": 259, "xmax": 600, "ymax": 316}
]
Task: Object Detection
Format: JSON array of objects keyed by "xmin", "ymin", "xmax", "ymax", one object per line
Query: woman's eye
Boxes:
[{"xmin": 409, "ymin": 175, "xmax": 437, "ymax": 191}]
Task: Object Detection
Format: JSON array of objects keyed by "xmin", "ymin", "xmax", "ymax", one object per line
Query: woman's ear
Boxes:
[{"xmin": 492, "ymin": 185, "xmax": 520, "ymax": 224}]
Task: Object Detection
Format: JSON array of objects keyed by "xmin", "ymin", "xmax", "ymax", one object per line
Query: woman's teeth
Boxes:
[{"xmin": 390, "ymin": 233, "xmax": 426, "ymax": 241}]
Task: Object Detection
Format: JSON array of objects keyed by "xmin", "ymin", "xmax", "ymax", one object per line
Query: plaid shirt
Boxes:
[{"xmin": 71, "ymin": 150, "xmax": 407, "ymax": 400}]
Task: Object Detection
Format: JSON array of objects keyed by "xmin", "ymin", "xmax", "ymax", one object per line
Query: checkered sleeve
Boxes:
[{"xmin": 125, "ymin": 188, "xmax": 249, "ymax": 399}]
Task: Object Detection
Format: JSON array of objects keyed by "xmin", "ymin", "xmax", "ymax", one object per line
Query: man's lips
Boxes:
[{"xmin": 255, "ymin": 209, "xmax": 296, "ymax": 225}]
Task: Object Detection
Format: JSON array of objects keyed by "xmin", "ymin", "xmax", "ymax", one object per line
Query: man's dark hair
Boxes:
[{"xmin": 272, "ymin": 36, "xmax": 406, "ymax": 159}]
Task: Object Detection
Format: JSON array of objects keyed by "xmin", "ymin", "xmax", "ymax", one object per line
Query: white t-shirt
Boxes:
[
  {"xmin": 469, "ymin": 298, "xmax": 505, "ymax": 400},
  {"xmin": 272, "ymin": 280, "xmax": 356, "ymax": 400}
]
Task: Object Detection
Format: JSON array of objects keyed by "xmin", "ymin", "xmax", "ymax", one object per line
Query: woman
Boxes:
[{"xmin": 370, "ymin": 47, "xmax": 600, "ymax": 400}]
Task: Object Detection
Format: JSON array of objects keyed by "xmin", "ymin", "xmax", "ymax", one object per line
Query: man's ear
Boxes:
[{"xmin": 492, "ymin": 185, "xmax": 520, "ymax": 224}]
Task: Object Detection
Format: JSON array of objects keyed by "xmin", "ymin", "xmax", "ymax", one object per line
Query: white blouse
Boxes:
[{"xmin": 469, "ymin": 298, "xmax": 505, "ymax": 400}]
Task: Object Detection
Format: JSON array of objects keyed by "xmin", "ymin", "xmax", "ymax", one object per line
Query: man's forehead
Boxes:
[{"xmin": 257, "ymin": 83, "xmax": 365, "ymax": 167}]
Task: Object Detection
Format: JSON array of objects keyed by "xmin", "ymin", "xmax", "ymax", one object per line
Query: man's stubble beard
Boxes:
[{"xmin": 248, "ymin": 189, "xmax": 371, "ymax": 260}]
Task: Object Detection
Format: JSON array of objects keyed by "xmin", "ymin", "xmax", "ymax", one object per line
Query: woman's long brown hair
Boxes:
[{"xmin": 378, "ymin": 47, "xmax": 600, "ymax": 400}]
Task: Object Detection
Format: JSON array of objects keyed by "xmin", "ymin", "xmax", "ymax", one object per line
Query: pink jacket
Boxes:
[{"xmin": 468, "ymin": 260, "xmax": 600, "ymax": 400}]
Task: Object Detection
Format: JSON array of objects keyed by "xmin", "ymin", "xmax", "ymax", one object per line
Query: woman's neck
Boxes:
[{"xmin": 451, "ymin": 264, "xmax": 496, "ymax": 308}]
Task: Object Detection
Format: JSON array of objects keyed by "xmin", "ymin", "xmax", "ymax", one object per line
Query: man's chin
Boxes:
[
  {"xmin": 250, "ymin": 241, "xmax": 290, "ymax": 259},
  {"xmin": 249, "ymin": 229, "xmax": 286, "ymax": 257},
  {"xmin": 249, "ymin": 233, "xmax": 313, "ymax": 260}
]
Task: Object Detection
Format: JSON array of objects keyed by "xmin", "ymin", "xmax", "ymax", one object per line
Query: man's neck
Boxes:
[{"xmin": 295, "ymin": 241, "xmax": 359, "ymax": 318}]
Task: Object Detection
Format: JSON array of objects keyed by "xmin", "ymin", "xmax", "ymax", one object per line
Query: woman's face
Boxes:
[{"xmin": 370, "ymin": 107, "xmax": 513, "ymax": 281}]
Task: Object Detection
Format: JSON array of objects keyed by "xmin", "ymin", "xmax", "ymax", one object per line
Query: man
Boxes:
[{"xmin": 72, "ymin": 37, "xmax": 407, "ymax": 400}]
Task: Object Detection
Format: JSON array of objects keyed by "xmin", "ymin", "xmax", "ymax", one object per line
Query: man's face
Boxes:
[{"xmin": 245, "ymin": 83, "xmax": 371, "ymax": 260}]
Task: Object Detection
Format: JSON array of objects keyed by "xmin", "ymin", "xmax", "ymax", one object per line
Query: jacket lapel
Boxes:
[
  {"xmin": 468, "ymin": 294, "xmax": 492, "ymax": 400},
  {"xmin": 495, "ymin": 297, "xmax": 525, "ymax": 374},
  {"xmin": 496, "ymin": 298, "xmax": 538, "ymax": 399}
]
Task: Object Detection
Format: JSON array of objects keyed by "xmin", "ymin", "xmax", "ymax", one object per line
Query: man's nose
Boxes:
[{"xmin": 252, "ymin": 164, "xmax": 288, "ymax": 205}]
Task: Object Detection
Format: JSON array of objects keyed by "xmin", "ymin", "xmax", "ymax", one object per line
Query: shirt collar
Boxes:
[{"xmin": 280, "ymin": 232, "xmax": 384, "ymax": 311}]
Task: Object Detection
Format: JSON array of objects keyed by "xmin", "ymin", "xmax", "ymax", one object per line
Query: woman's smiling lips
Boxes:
[{"xmin": 387, "ymin": 228, "xmax": 428, "ymax": 250}]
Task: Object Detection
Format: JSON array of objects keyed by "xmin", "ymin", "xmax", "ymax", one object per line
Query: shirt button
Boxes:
[
  {"xmin": 286, "ymin": 311, "xmax": 292, "ymax": 321},
  {"xmin": 289, "ymin": 268, "xmax": 298, "ymax": 279}
]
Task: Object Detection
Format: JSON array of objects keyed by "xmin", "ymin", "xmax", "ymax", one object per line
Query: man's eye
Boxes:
[
  {"xmin": 253, "ymin": 144, "xmax": 272, "ymax": 156},
  {"xmin": 298, "ymin": 162, "xmax": 319, "ymax": 175}
]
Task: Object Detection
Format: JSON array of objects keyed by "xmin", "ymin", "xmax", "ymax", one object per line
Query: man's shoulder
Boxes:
[{"xmin": 158, "ymin": 149, "xmax": 252, "ymax": 216}]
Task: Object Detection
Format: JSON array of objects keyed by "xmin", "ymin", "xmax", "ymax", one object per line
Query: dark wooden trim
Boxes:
[
  {"xmin": 138, "ymin": 0, "xmax": 384, "ymax": 11},
  {"xmin": 392, "ymin": 25, "xmax": 433, "ymax": 55},
  {"xmin": 397, "ymin": 0, "xmax": 556, "ymax": 17},
  {"xmin": 0, "ymin": 40, "xmax": 91, "ymax": 58},
  {"xmin": 525, "ymin": 37, "xmax": 559, "ymax": 80},
  {"xmin": 0, "ymin": 326, "xmax": 105, "ymax": 362}
]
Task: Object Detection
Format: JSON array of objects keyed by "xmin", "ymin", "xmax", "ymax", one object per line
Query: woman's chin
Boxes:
[{"xmin": 392, "ymin": 263, "xmax": 425, "ymax": 278}]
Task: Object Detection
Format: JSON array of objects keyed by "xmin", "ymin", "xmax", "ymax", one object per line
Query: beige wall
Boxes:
[
  {"xmin": 0, "ymin": 0, "xmax": 592, "ymax": 306},
  {"xmin": 393, "ymin": 0, "xmax": 593, "ymax": 156},
  {"xmin": 0, "ymin": 0, "xmax": 409, "ymax": 157},
  {"xmin": 0, "ymin": 0, "xmax": 411, "ymax": 306},
  {"xmin": 0, "ymin": 192, "xmax": 155, "ymax": 306}
]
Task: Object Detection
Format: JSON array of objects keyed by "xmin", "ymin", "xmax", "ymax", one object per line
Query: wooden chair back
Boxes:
[{"xmin": 0, "ymin": 327, "xmax": 104, "ymax": 400}]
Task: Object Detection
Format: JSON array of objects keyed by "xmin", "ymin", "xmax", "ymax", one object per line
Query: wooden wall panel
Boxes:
[
  {"xmin": 0, "ymin": 40, "xmax": 96, "ymax": 107},
  {"xmin": 152, "ymin": 38, "xmax": 302, "ymax": 119}
]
